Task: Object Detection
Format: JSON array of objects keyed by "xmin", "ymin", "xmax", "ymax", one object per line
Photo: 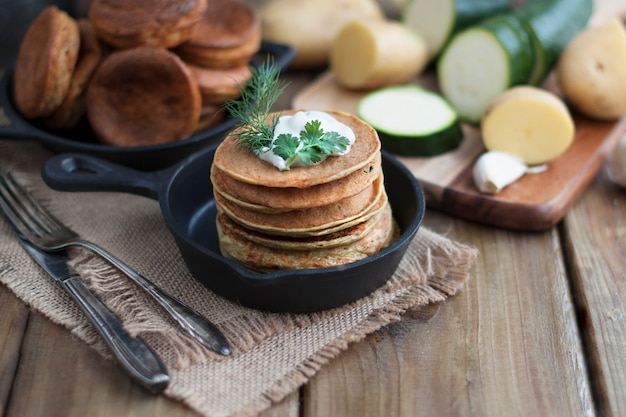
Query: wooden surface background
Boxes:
[
  {"xmin": 2, "ymin": 1, "xmax": 626, "ymax": 416},
  {"xmin": 2, "ymin": 68, "xmax": 626, "ymax": 417}
]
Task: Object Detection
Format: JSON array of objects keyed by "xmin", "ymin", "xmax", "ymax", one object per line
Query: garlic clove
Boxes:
[
  {"xmin": 473, "ymin": 151, "xmax": 528, "ymax": 194},
  {"xmin": 606, "ymin": 132, "xmax": 626, "ymax": 187}
]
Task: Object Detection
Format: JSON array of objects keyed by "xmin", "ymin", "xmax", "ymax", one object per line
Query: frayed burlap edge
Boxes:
[
  {"xmin": 166, "ymin": 229, "xmax": 479, "ymax": 417},
  {"xmin": 66, "ymin": 227, "xmax": 477, "ymax": 370},
  {"xmin": 68, "ymin": 250, "xmax": 218, "ymax": 369},
  {"xmin": 0, "ymin": 189, "xmax": 477, "ymax": 417}
]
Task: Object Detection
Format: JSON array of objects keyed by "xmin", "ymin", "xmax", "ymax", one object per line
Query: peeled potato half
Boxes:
[{"xmin": 260, "ymin": 0, "xmax": 384, "ymax": 68}]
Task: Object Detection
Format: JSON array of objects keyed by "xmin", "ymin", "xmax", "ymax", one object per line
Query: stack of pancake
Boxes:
[
  {"xmin": 13, "ymin": 0, "xmax": 261, "ymax": 146},
  {"xmin": 211, "ymin": 110, "xmax": 399, "ymax": 271},
  {"xmin": 173, "ymin": 0, "xmax": 261, "ymax": 133}
]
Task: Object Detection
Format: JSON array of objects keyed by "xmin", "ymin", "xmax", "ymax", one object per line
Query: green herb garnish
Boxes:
[
  {"xmin": 273, "ymin": 120, "xmax": 351, "ymax": 170},
  {"xmin": 224, "ymin": 61, "xmax": 351, "ymax": 171},
  {"xmin": 223, "ymin": 60, "xmax": 286, "ymax": 153}
]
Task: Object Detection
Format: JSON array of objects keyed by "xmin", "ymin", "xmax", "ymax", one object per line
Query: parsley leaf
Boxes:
[
  {"xmin": 272, "ymin": 120, "xmax": 350, "ymax": 170},
  {"xmin": 273, "ymin": 134, "xmax": 300, "ymax": 161}
]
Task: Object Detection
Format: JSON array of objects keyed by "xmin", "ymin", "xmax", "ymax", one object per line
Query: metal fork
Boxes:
[{"xmin": 0, "ymin": 171, "xmax": 231, "ymax": 356}]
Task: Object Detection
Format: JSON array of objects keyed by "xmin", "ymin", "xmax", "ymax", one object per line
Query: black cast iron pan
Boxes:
[
  {"xmin": 0, "ymin": 41, "xmax": 294, "ymax": 171},
  {"xmin": 42, "ymin": 146, "xmax": 426, "ymax": 312}
]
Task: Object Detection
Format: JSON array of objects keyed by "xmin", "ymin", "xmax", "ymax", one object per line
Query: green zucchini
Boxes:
[
  {"xmin": 357, "ymin": 85, "xmax": 464, "ymax": 157},
  {"xmin": 437, "ymin": 0, "xmax": 593, "ymax": 123},
  {"xmin": 477, "ymin": 15, "xmax": 536, "ymax": 88},
  {"xmin": 437, "ymin": 16, "xmax": 535, "ymax": 124},
  {"xmin": 518, "ymin": 0, "xmax": 593, "ymax": 85},
  {"xmin": 403, "ymin": 0, "xmax": 511, "ymax": 60}
]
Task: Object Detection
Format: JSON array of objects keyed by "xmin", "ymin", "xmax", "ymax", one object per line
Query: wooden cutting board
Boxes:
[
  {"xmin": 292, "ymin": 0, "xmax": 626, "ymax": 231},
  {"xmin": 292, "ymin": 71, "xmax": 626, "ymax": 231}
]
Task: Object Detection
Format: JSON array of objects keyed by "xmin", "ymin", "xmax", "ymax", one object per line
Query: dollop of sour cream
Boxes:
[{"xmin": 256, "ymin": 110, "xmax": 356, "ymax": 170}]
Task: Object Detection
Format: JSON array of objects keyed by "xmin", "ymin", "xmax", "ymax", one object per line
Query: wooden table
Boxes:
[
  {"xmin": 1, "ymin": 66, "xmax": 626, "ymax": 417},
  {"xmin": 3, "ymin": 0, "xmax": 626, "ymax": 412}
]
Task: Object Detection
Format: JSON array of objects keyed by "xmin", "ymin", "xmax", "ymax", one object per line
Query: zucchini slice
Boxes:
[
  {"xmin": 437, "ymin": 16, "xmax": 535, "ymax": 124},
  {"xmin": 403, "ymin": 0, "xmax": 510, "ymax": 60},
  {"xmin": 357, "ymin": 85, "xmax": 463, "ymax": 157}
]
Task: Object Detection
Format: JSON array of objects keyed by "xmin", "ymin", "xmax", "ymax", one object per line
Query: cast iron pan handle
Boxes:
[{"xmin": 42, "ymin": 153, "xmax": 172, "ymax": 199}]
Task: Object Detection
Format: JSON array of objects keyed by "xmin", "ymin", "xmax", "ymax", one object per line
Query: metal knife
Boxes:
[{"xmin": 19, "ymin": 237, "xmax": 170, "ymax": 394}]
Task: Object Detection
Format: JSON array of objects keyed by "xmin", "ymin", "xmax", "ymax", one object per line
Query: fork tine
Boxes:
[
  {"xmin": 2, "ymin": 172, "xmax": 63, "ymax": 234},
  {"xmin": 0, "ymin": 177, "xmax": 42, "ymax": 243},
  {"xmin": 0, "ymin": 172, "xmax": 56, "ymax": 241}
]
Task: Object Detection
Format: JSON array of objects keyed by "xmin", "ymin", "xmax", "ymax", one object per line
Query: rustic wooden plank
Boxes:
[
  {"xmin": 303, "ymin": 212, "xmax": 594, "ymax": 417},
  {"xmin": 0, "ymin": 285, "xmax": 29, "ymax": 416},
  {"xmin": 3, "ymin": 302, "xmax": 301, "ymax": 417},
  {"xmin": 259, "ymin": 392, "xmax": 300, "ymax": 417},
  {"xmin": 4, "ymin": 311, "xmax": 201, "ymax": 417},
  {"xmin": 561, "ymin": 170, "xmax": 626, "ymax": 417}
]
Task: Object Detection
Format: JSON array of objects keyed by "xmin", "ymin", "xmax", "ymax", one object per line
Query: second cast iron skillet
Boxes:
[
  {"xmin": 42, "ymin": 146, "xmax": 426, "ymax": 312},
  {"xmin": 0, "ymin": 41, "xmax": 294, "ymax": 171}
]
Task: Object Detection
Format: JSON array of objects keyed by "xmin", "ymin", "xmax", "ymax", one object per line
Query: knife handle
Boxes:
[{"xmin": 62, "ymin": 275, "xmax": 170, "ymax": 393}]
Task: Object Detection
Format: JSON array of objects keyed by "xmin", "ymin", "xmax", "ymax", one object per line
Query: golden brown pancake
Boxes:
[
  {"xmin": 44, "ymin": 20, "xmax": 103, "ymax": 129},
  {"xmin": 88, "ymin": 0, "xmax": 207, "ymax": 49},
  {"xmin": 86, "ymin": 46, "xmax": 201, "ymax": 146},
  {"xmin": 185, "ymin": 63, "xmax": 251, "ymax": 105},
  {"xmin": 13, "ymin": 6, "xmax": 80, "ymax": 120},
  {"xmin": 213, "ymin": 110, "xmax": 381, "ymax": 188},
  {"xmin": 215, "ymin": 188, "xmax": 388, "ymax": 239},
  {"xmin": 217, "ymin": 200, "xmax": 388, "ymax": 250},
  {"xmin": 217, "ymin": 202, "xmax": 397, "ymax": 271},
  {"xmin": 211, "ymin": 151, "xmax": 381, "ymax": 211},
  {"xmin": 214, "ymin": 174, "xmax": 385, "ymax": 236},
  {"xmin": 174, "ymin": 0, "xmax": 261, "ymax": 68}
]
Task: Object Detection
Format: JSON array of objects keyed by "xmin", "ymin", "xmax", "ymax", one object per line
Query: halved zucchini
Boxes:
[
  {"xmin": 357, "ymin": 85, "xmax": 463, "ymax": 157},
  {"xmin": 437, "ymin": 17, "xmax": 535, "ymax": 124},
  {"xmin": 403, "ymin": 0, "xmax": 510, "ymax": 60}
]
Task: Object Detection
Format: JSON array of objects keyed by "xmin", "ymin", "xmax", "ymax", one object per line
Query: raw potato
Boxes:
[
  {"xmin": 556, "ymin": 18, "xmax": 626, "ymax": 120},
  {"xmin": 481, "ymin": 86, "xmax": 575, "ymax": 165},
  {"xmin": 330, "ymin": 20, "xmax": 428, "ymax": 90},
  {"xmin": 261, "ymin": 0, "xmax": 384, "ymax": 69}
]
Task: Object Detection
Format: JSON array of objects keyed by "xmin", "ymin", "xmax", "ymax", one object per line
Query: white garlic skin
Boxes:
[{"xmin": 473, "ymin": 151, "xmax": 528, "ymax": 194}]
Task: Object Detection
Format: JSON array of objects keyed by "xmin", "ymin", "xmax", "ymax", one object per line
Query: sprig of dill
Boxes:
[{"xmin": 223, "ymin": 60, "xmax": 287, "ymax": 152}]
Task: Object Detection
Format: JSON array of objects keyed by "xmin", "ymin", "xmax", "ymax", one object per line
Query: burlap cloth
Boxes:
[{"xmin": 0, "ymin": 141, "xmax": 478, "ymax": 417}]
